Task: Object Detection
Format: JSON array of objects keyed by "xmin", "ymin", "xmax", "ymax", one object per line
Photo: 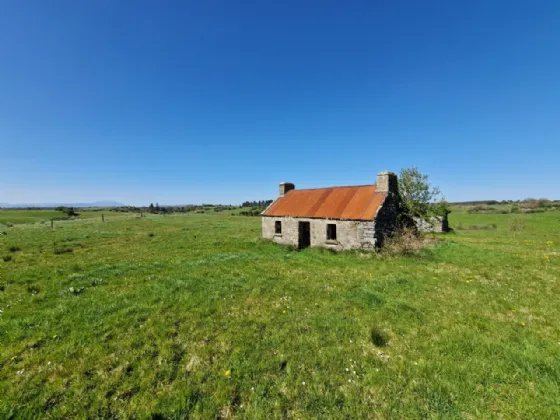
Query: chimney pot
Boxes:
[
  {"xmin": 376, "ymin": 171, "xmax": 398, "ymax": 194},
  {"xmin": 279, "ymin": 182, "xmax": 295, "ymax": 197}
]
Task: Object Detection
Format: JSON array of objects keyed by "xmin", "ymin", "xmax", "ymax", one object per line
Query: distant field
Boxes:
[
  {"xmin": 0, "ymin": 212, "xmax": 558, "ymax": 418},
  {"xmin": 0, "ymin": 210, "xmax": 69, "ymax": 225},
  {"xmin": 450, "ymin": 200, "xmax": 560, "ymax": 215},
  {"xmin": 0, "ymin": 209, "xmax": 144, "ymax": 226}
]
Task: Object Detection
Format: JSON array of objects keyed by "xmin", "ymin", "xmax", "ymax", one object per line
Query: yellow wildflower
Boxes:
[{"xmin": 224, "ymin": 370, "xmax": 231, "ymax": 376}]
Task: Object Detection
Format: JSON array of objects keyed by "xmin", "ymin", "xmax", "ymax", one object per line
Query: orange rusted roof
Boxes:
[{"xmin": 262, "ymin": 185, "xmax": 387, "ymax": 220}]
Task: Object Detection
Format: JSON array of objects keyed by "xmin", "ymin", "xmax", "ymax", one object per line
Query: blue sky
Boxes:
[{"xmin": 1, "ymin": 1, "xmax": 559, "ymax": 205}]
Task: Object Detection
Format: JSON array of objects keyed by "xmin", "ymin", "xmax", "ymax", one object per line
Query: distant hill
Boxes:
[{"xmin": 0, "ymin": 201, "xmax": 125, "ymax": 209}]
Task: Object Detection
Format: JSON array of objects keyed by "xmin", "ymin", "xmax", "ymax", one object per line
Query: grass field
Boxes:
[
  {"xmin": 0, "ymin": 211, "xmax": 559, "ymax": 418},
  {"xmin": 0, "ymin": 209, "xmax": 130, "ymax": 226}
]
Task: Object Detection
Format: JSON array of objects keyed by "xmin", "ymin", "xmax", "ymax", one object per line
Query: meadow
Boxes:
[{"xmin": 0, "ymin": 210, "xmax": 559, "ymax": 418}]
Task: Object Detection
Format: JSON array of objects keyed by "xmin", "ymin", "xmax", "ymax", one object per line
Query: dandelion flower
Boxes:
[
  {"xmin": 520, "ymin": 322, "xmax": 526, "ymax": 327},
  {"xmin": 224, "ymin": 369, "xmax": 231, "ymax": 376}
]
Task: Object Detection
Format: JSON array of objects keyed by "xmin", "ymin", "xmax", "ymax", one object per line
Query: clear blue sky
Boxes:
[{"xmin": 1, "ymin": 1, "xmax": 559, "ymax": 205}]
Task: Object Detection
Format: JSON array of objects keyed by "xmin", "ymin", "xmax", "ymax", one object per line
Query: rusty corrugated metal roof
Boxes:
[{"xmin": 262, "ymin": 185, "xmax": 387, "ymax": 220}]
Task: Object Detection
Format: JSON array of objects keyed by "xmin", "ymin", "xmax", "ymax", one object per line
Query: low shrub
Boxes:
[
  {"xmin": 2, "ymin": 255, "xmax": 12, "ymax": 262},
  {"xmin": 381, "ymin": 227, "xmax": 434, "ymax": 255},
  {"xmin": 9, "ymin": 246, "xmax": 20, "ymax": 253},
  {"xmin": 456, "ymin": 224, "xmax": 497, "ymax": 231},
  {"xmin": 467, "ymin": 205, "xmax": 498, "ymax": 213}
]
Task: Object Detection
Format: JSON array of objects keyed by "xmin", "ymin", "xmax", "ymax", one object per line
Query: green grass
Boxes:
[
  {"xmin": 0, "ymin": 213, "xmax": 559, "ymax": 418},
  {"xmin": 0, "ymin": 209, "xmax": 132, "ymax": 226},
  {"xmin": 0, "ymin": 210, "xmax": 69, "ymax": 225}
]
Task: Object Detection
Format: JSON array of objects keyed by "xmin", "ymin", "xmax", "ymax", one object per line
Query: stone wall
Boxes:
[
  {"xmin": 413, "ymin": 215, "xmax": 449, "ymax": 233},
  {"xmin": 373, "ymin": 193, "xmax": 398, "ymax": 247},
  {"xmin": 262, "ymin": 216, "xmax": 376, "ymax": 250}
]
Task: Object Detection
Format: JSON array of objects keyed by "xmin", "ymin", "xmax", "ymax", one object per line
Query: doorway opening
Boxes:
[{"xmin": 298, "ymin": 221, "xmax": 311, "ymax": 249}]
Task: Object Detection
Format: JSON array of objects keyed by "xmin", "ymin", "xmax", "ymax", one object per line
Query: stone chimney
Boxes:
[
  {"xmin": 376, "ymin": 171, "xmax": 398, "ymax": 194},
  {"xmin": 279, "ymin": 182, "xmax": 295, "ymax": 197}
]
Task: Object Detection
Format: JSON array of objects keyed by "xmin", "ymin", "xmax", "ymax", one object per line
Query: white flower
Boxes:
[
  {"xmin": 348, "ymin": 379, "xmax": 352, "ymax": 383},
  {"xmin": 251, "ymin": 387, "xmax": 255, "ymax": 391},
  {"xmin": 302, "ymin": 381, "xmax": 306, "ymax": 385},
  {"xmin": 345, "ymin": 368, "xmax": 349, "ymax": 372}
]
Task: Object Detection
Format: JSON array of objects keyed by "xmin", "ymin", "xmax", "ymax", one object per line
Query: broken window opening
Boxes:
[{"xmin": 326, "ymin": 223, "xmax": 337, "ymax": 240}]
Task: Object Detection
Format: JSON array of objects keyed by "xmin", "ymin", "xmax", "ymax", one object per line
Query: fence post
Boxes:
[
  {"xmin": 51, "ymin": 219, "xmax": 54, "ymax": 229},
  {"xmin": 102, "ymin": 214, "xmax": 105, "ymax": 223}
]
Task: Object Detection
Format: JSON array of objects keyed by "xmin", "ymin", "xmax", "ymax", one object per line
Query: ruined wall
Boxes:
[
  {"xmin": 413, "ymin": 215, "xmax": 449, "ymax": 233},
  {"xmin": 262, "ymin": 217, "xmax": 376, "ymax": 250},
  {"xmin": 373, "ymin": 194, "xmax": 398, "ymax": 248}
]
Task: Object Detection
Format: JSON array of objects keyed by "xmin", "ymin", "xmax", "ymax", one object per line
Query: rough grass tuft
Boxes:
[
  {"xmin": 54, "ymin": 246, "xmax": 73, "ymax": 255},
  {"xmin": 27, "ymin": 285, "xmax": 40, "ymax": 295},
  {"xmin": 370, "ymin": 326, "xmax": 389, "ymax": 347},
  {"xmin": 9, "ymin": 246, "xmax": 21, "ymax": 252}
]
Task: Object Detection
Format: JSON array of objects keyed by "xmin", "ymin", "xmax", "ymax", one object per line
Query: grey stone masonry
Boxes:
[
  {"xmin": 376, "ymin": 172, "xmax": 398, "ymax": 193},
  {"xmin": 262, "ymin": 216, "xmax": 378, "ymax": 250},
  {"xmin": 413, "ymin": 215, "xmax": 449, "ymax": 233},
  {"xmin": 279, "ymin": 182, "xmax": 295, "ymax": 197}
]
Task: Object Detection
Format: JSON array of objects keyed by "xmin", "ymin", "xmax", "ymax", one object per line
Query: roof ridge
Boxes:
[{"xmin": 291, "ymin": 184, "xmax": 376, "ymax": 192}]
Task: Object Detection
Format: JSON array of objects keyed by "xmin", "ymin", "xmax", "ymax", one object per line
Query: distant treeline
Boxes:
[
  {"xmin": 452, "ymin": 199, "xmax": 559, "ymax": 205},
  {"xmin": 456, "ymin": 198, "xmax": 560, "ymax": 214},
  {"xmin": 241, "ymin": 200, "xmax": 273, "ymax": 208},
  {"xmin": 108, "ymin": 200, "xmax": 273, "ymax": 216}
]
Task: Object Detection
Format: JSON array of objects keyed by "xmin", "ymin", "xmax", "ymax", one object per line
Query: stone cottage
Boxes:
[{"xmin": 261, "ymin": 172, "xmax": 400, "ymax": 250}]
